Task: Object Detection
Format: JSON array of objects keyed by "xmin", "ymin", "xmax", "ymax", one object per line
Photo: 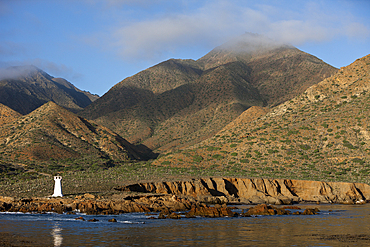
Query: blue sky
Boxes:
[{"xmin": 0, "ymin": 0, "xmax": 369, "ymax": 96}]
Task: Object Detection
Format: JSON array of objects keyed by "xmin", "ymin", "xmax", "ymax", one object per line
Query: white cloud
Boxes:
[
  {"xmin": 344, "ymin": 22, "xmax": 370, "ymax": 39},
  {"xmin": 267, "ymin": 19, "xmax": 332, "ymax": 45},
  {"xmin": 0, "ymin": 59, "xmax": 83, "ymax": 81},
  {"xmin": 87, "ymin": 0, "xmax": 370, "ymax": 61},
  {"xmin": 0, "ymin": 65, "xmax": 37, "ymax": 80}
]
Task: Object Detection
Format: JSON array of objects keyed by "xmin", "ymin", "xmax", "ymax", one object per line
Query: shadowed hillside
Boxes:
[
  {"xmin": 0, "ymin": 65, "xmax": 98, "ymax": 114},
  {"xmin": 154, "ymin": 54, "xmax": 370, "ymax": 184},
  {"xmin": 81, "ymin": 34, "xmax": 337, "ymax": 152}
]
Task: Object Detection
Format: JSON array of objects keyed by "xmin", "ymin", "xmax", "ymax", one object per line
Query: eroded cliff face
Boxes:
[{"xmin": 115, "ymin": 178, "xmax": 370, "ymax": 205}]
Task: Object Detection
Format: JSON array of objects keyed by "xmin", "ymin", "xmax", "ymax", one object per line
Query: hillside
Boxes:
[
  {"xmin": 0, "ymin": 102, "xmax": 151, "ymax": 176},
  {"xmin": 81, "ymin": 34, "xmax": 337, "ymax": 152},
  {"xmin": 0, "ymin": 103, "xmax": 22, "ymax": 125},
  {"xmin": 154, "ymin": 54, "xmax": 370, "ymax": 184},
  {"xmin": 0, "ymin": 65, "xmax": 98, "ymax": 114}
]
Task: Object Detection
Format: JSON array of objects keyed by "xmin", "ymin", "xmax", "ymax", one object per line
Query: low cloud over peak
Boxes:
[
  {"xmin": 0, "ymin": 65, "xmax": 39, "ymax": 80},
  {"xmin": 97, "ymin": 0, "xmax": 369, "ymax": 62}
]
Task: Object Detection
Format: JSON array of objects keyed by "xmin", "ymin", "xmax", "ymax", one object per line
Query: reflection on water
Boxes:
[
  {"xmin": 51, "ymin": 223, "xmax": 63, "ymax": 247},
  {"xmin": 1, "ymin": 204, "xmax": 370, "ymax": 246}
]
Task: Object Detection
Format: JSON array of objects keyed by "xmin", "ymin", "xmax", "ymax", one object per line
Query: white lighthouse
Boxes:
[{"xmin": 52, "ymin": 176, "xmax": 63, "ymax": 197}]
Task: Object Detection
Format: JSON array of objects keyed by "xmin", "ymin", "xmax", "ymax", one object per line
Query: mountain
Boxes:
[
  {"xmin": 80, "ymin": 34, "xmax": 337, "ymax": 152},
  {"xmin": 0, "ymin": 65, "xmax": 99, "ymax": 114},
  {"xmin": 0, "ymin": 101, "xmax": 151, "ymax": 173},
  {"xmin": 154, "ymin": 54, "xmax": 370, "ymax": 184}
]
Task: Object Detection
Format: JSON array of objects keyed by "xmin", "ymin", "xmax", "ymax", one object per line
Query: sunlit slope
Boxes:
[
  {"xmin": 0, "ymin": 102, "xmax": 145, "ymax": 170},
  {"xmin": 155, "ymin": 54, "xmax": 370, "ymax": 184}
]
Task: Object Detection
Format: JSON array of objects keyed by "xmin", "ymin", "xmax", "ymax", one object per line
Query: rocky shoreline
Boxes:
[
  {"xmin": 1, "ymin": 177, "xmax": 369, "ymax": 218},
  {"xmin": 0, "ymin": 193, "xmax": 323, "ymax": 219}
]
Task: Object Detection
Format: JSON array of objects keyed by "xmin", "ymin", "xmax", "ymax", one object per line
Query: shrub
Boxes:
[
  {"xmin": 207, "ymin": 146, "xmax": 221, "ymax": 151},
  {"xmin": 359, "ymin": 169, "xmax": 370, "ymax": 175},
  {"xmin": 343, "ymin": 141, "xmax": 357, "ymax": 149},
  {"xmin": 352, "ymin": 158, "xmax": 365, "ymax": 164},
  {"xmin": 192, "ymin": 155, "xmax": 204, "ymax": 163},
  {"xmin": 322, "ymin": 123, "xmax": 329, "ymax": 128},
  {"xmin": 212, "ymin": 154, "xmax": 224, "ymax": 160},
  {"xmin": 287, "ymin": 130, "xmax": 299, "ymax": 136},
  {"xmin": 299, "ymin": 144, "xmax": 311, "ymax": 150}
]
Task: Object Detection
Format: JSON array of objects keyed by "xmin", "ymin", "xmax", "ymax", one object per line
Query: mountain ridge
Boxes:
[
  {"xmin": 0, "ymin": 66, "xmax": 99, "ymax": 114},
  {"xmin": 81, "ymin": 35, "xmax": 337, "ymax": 152}
]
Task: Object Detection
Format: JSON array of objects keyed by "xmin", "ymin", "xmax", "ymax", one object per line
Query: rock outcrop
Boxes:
[
  {"xmin": 0, "ymin": 194, "xmax": 197, "ymax": 215},
  {"xmin": 115, "ymin": 178, "xmax": 370, "ymax": 205}
]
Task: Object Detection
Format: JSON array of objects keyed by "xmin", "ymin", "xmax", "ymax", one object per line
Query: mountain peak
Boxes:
[
  {"xmin": 0, "ymin": 66, "xmax": 98, "ymax": 114},
  {"xmin": 0, "ymin": 65, "xmax": 42, "ymax": 80},
  {"xmin": 216, "ymin": 33, "xmax": 291, "ymax": 53},
  {"xmin": 196, "ymin": 33, "xmax": 297, "ymax": 71},
  {"xmin": 34, "ymin": 101, "xmax": 63, "ymax": 111}
]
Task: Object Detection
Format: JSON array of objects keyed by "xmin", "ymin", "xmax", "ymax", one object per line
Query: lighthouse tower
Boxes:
[{"xmin": 52, "ymin": 176, "xmax": 63, "ymax": 197}]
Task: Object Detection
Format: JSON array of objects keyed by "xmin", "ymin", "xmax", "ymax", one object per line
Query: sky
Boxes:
[{"xmin": 0, "ymin": 0, "xmax": 369, "ymax": 96}]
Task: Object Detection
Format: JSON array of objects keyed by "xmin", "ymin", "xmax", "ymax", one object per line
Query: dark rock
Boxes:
[
  {"xmin": 302, "ymin": 208, "xmax": 320, "ymax": 215},
  {"xmin": 158, "ymin": 212, "xmax": 166, "ymax": 219},
  {"xmin": 167, "ymin": 212, "xmax": 181, "ymax": 219},
  {"xmin": 186, "ymin": 205, "xmax": 237, "ymax": 218},
  {"xmin": 88, "ymin": 218, "xmax": 99, "ymax": 222},
  {"xmin": 241, "ymin": 204, "xmax": 291, "ymax": 216}
]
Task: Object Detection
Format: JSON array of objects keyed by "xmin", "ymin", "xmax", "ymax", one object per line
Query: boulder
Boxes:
[
  {"xmin": 302, "ymin": 208, "xmax": 320, "ymax": 215},
  {"xmin": 242, "ymin": 204, "xmax": 291, "ymax": 216},
  {"xmin": 88, "ymin": 218, "xmax": 99, "ymax": 222},
  {"xmin": 186, "ymin": 205, "xmax": 237, "ymax": 218}
]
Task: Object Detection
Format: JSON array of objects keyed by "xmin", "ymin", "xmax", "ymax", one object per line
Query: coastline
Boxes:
[
  {"xmin": 2, "ymin": 177, "xmax": 370, "ymax": 246},
  {"xmin": 1, "ymin": 177, "xmax": 369, "ymax": 217}
]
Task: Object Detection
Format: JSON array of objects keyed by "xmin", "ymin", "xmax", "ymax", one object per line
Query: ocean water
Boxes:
[{"xmin": 1, "ymin": 204, "xmax": 370, "ymax": 246}]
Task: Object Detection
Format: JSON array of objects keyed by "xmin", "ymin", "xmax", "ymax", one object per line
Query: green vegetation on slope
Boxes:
[{"xmin": 153, "ymin": 54, "xmax": 370, "ymax": 184}]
